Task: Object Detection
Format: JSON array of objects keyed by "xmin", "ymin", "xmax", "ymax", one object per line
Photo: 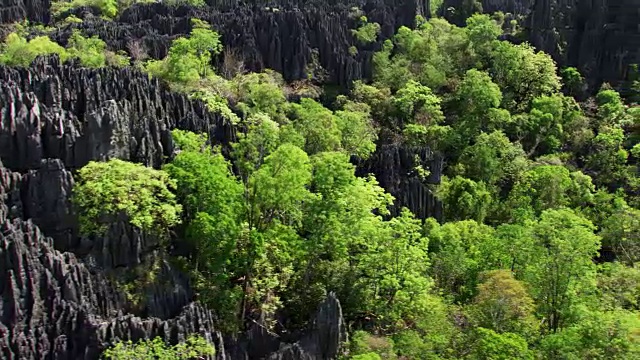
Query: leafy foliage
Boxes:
[
  {"xmin": 72, "ymin": 159, "xmax": 182, "ymax": 236},
  {"xmin": 67, "ymin": 30, "xmax": 129, "ymax": 67},
  {"xmin": 52, "ymin": 0, "xmax": 118, "ymax": 19},
  {"xmin": 470, "ymin": 270, "xmax": 537, "ymax": 336},
  {"xmin": 103, "ymin": 335, "xmax": 215, "ymax": 359},
  {"xmin": 352, "ymin": 16, "xmax": 381, "ymax": 44},
  {"xmin": 0, "ymin": 30, "xmax": 128, "ymax": 68},
  {"xmin": 145, "ymin": 19, "xmax": 222, "ymax": 84},
  {"xmin": 0, "ymin": 33, "xmax": 68, "ymax": 66}
]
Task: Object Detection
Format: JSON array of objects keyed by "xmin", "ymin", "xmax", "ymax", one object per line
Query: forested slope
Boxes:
[{"xmin": 1, "ymin": 1, "xmax": 640, "ymax": 359}]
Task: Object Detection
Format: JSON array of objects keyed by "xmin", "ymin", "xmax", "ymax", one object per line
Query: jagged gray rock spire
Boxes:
[{"xmin": 0, "ymin": 213, "xmax": 227, "ymax": 359}]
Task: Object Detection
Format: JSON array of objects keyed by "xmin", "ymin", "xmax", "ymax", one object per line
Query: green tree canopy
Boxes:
[
  {"xmin": 103, "ymin": 334, "xmax": 215, "ymax": 360},
  {"xmin": 72, "ymin": 159, "xmax": 182, "ymax": 236}
]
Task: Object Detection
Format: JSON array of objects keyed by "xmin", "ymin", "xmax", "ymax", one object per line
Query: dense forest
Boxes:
[{"xmin": 1, "ymin": 0, "xmax": 640, "ymax": 359}]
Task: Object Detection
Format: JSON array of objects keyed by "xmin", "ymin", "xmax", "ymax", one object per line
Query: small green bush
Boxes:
[
  {"xmin": 0, "ymin": 29, "xmax": 129, "ymax": 68},
  {"xmin": 103, "ymin": 335, "xmax": 215, "ymax": 359},
  {"xmin": 144, "ymin": 19, "xmax": 222, "ymax": 84},
  {"xmin": 66, "ymin": 30, "xmax": 129, "ymax": 67},
  {"xmin": 164, "ymin": 0, "xmax": 206, "ymax": 6},
  {"xmin": 51, "ymin": 0, "xmax": 162, "ymax": 20},
  {"xmin": 0, "ymin": 33, "xmax": 69, "ymax": 67},
  {"xmin": 67, "ymin": 30, "xmax": 108, "ymax": 67},
  {"xmin": 352, "ymin": 16, "xmax": 381, "ymax": 44},
  {"xmin": 351, "ymin": 353, "xmax": 382, "ymax": 360},
  {"xmin": 72, "ymin": 159, "xmax": 182, "ymax": 236},
  {"xmin": 52, "ymin": 0, "xmax": 118, "ymax": 19}
]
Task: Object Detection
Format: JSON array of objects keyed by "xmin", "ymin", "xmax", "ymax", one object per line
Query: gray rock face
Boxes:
[
  {"xmin": 0, "ymin": 57, "xmax": 233, "ymax": 173},
  {"xmin": 0, "ymin": 1, "xmax": 429, "ymax": 86},
  {"xmin": 0, "ymin": 215, "xmax": 226, "ymax": 360},
  {"xmin": 357, "ymin": 144, "xmax": 443, "ymax": 220},
  {"xmin": 0, "ymin": 187, "xmax": 347, "ymax": 359},
  {"xmin": 1, "ymin": 0, "xmax": 638, "ymax": 88},
  {"xmin": 0, "ymin": 0, "xmax": 50, "ymax": 24},
  {"xmin": 526, "ymin": 0, "xmax": 640, "ymax": 88}
]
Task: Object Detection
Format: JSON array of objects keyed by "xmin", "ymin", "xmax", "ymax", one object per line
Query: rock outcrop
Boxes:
[
  {"xmin": 0, "ymin": 0, "xmax": 50, "ymax": 24},
  {"xmin": 69, "ymin": 0, "xmax": 426, "ymax": 86},
  {"xmin": 2, "ymin": 0, "xmax": 639, "ymax": 88},
  {"xmin": 526, "ymin": 0, "xmax": 640, "ymax": 88},
  {"xmin": 357, "ymin": 144, "xmax": 443, "ymax": 220},
  {"xmin": 0, "ymin": 216, "xmax": 347, "ymax": 359},
  {"xmin": 1, "ymin": 163, "xmax": 347, "ymax": 359},
  {"xmin": 0, "ymin": 56, "xmax": 233, "ymax": 173},
  {"xmin": 268, "ymin": 294, "xmax": 346, "ymax": 360},
  {"xmin": 0, "ymin": 213, "xmax": 226, "ymax": 360},
  {"xmin": 0, "ymin": 1, "xmax": 430, "ymax": 86}
]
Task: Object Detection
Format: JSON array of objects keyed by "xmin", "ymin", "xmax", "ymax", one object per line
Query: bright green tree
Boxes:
[
  {"xmin": 334, "ymin": 103, "xmax": 378, "ymax": 159},
  {"xmin": 373, "ymin": 18, "xmax": 473, "ymax": 91},
  {"xmin": 0, "ymin": 32, "xmax": 68, "ymax": 67},
  {"xmin": 393, "ymin": 80, "xmax": 444, "ymax": 125},
  {"xmin": 506, "ymin": 165, "xmax": 594, "ymax": 221},
  {"xmin": 287, "ymin": 98, "xmax": 342, "ymax": 155},
  {"xmin": 72, "ymin": 159, "xmax": 182, "ymax": 236},
  {"xmin": 67, "ymin": 30, "xmax": 128, "ymax": 68},
  {"xmin": 539, "ymin": 308, "xmax": 640, "ymax": 359},
  {"xmin": 586, "ymin": 126, "xmax": 630, "ymax": 190},
  {"xmin": 469, "ymin": 328, "xmax": 534, "ymax": 360},
  {"xmin": 145, "ymin": 20, "xmax": 222, "ymax": 84},
  {"xmin": 103, "ymin": 334, "xmax": 215, "ymax": 360},
  {"xmin": 489, "ymin": 41, "xmax": 561, "ymax": 112},
  {"xmin": 465, "ymin": 14, "xmax": 503, "ymax": 59},
  {"xmin": 457, "ymin": 131, "xmax": 528, "ymax": 187},
  {"xmin": 523, "ymin": 209, "xmax": 601, "ymax": 332},
  {"xmin": 290, "ymin": 152, "xmax": 394, "ymax": 321},
  {"xmin": 596, "ymin": 88, "xmax": 626, "ymax": 126},
  {"xmin": 436, "ymin": 176, "xmax": 494, "ymax": 223},
  {"xmin": 426, "ymin": 219, "xmax": 496, "ymax": 302},
  {"xmin": 561, "ymin": 67, "xmax": 584, "ymax": 96},
  {"xmin": 233, "ymin": 71, "xmax": 288, "ymax": 122}
]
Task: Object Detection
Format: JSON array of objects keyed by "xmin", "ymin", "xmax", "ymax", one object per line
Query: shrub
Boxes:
[
  {"xmin": 352, "ymin": 16, "xmax": 381, "ymax": 44},
  {"xmin": 67, "ymin": 30, "xmax": 129, "ymax": 67},
  {"xmin": 52, "ymin": 0, "xmax": 118, "ymax": 19},
  {"xmin": 0, "ymin": 33, "xmax": 68, "ymax": 67},
  {"xmin": 67, "ymin": 30, "xmax": 108, "ymax": 67},
  {"xmin": 0, "ymin": 29, "xmax": 129, "ymax": 68},
  {"xmin": 144, "ymin": 19, "xmax": 222, "ymax": 84},
  {"xmin": 103, "ymin": 335, "xmax": 215, "ymax": 359},
  {"xmin": 72, "ymin": 159, "xmax": 182, "ymax": 236}
]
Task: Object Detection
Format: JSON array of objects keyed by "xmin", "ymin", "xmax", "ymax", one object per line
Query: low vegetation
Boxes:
[
  {"xmin": 352, "ymin": 16, "xmax": 381, "ymax": 44},
  {"xmin": 103, "ymin": 335, "xmax": 215, "ymax": 359},
  {"xmin": 0, "ymin": 29, "xmax": 129, "ymax": 67},
  {"xmin": 50, "ymin": 0, "xmax": 204, "ymax": 20}
]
